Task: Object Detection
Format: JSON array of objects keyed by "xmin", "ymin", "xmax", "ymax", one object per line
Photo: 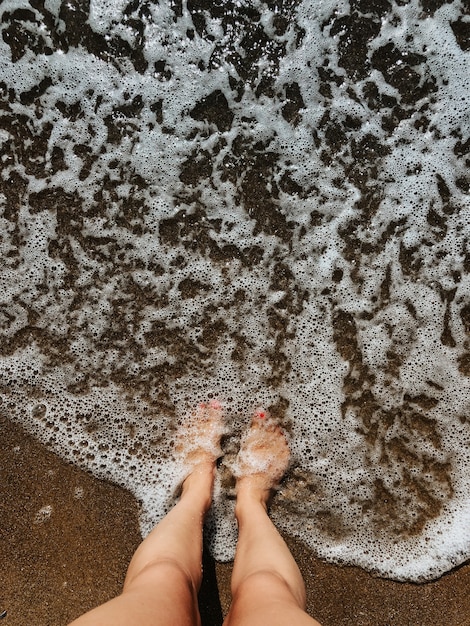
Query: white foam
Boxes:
[{"xmin": 0, "ymin": 0, "xmax": 469, "ymax": 581}]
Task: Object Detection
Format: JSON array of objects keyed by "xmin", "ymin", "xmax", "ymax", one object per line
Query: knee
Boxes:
[
  {"xmin": 226, "ymin": 572, "xmax": 323, "ymax": 626},
  {"xmin": 232, "ymin": 570, "xmax": 305, "ymax": 609},
  {"xmin": 124, "ymin": 557, "xmax": 197, "ymax": 597}
]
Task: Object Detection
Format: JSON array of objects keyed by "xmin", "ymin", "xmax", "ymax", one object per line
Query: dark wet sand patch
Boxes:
[{"xmin": 1, "ymin": 416, "xmax": 469, "ymax": 626}]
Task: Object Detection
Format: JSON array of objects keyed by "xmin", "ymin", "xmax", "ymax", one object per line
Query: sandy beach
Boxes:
[
  {"xmin": 2, "ymin": 415, "xmax": 469, "ymax": 626},
  {"xmin": 1, "ymin": 2, "xmax": 470, "ymax": 622}
]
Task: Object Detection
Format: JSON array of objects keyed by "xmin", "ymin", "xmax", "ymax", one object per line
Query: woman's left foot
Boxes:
[{"xmin": 175, "ymin": 400, "xmax": 225, "ymax": 499}]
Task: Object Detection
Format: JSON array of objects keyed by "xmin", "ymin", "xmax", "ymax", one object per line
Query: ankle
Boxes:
[
  {"xmin": 235, "ymin": 480, "xmax": 271, "ymax": 518},
  {"xmin": 181, "ymin": 463, "xmax": 215, "ymax": 510}
]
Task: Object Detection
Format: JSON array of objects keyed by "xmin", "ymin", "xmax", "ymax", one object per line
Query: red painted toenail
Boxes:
[{"xmin": 258, "ymin": 411, "xmax": 265, "ymax": 419}]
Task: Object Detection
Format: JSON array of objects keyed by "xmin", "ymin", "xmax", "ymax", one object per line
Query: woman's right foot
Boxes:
[{"xmin": 234, "ymin": 408, "xmax": 290, "ymax": 505}]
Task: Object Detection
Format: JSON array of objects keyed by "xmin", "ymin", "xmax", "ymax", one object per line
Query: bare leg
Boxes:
[
  {"xmin": 224, "ymin": 410, "xmax": 323, "ymax": 626},
  {"xmin": 69, "ymin": 401, "xmax": 224, "ymax": 626}
]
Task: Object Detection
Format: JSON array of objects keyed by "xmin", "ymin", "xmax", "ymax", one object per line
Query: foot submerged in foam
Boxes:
[
  {"xmin": 175, "ymin": 400, "xmax": 225, "ymax": 493},
  {"xmin": 234, "ymin": 408, "xmax": 290, "ymax": 502}
]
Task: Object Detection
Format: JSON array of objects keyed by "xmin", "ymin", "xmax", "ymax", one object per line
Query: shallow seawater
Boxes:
[{"xmin": 0, "ymin": 0, "xmax": 469, "ymax": 581}]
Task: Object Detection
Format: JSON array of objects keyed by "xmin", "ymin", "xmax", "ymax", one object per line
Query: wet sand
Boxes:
[{"xmin": 2, "ymin": 416, "xmax": 469, "ymax": 626}]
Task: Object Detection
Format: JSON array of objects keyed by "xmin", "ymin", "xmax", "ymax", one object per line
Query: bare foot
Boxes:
[
  {"xmin": 175, "ymin": 400, "xmax": 225, "ymax": 498},
  {"xmin": 234, "ymin": 408, "xmax": 290, "ymax": 504}
]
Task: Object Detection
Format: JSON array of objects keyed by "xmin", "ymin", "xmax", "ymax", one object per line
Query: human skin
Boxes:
[{"xmin": 68, "ymin": 404, "xmax": 322, "ymax": 626}]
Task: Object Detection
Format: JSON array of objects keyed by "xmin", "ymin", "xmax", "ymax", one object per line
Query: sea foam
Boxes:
[{"xmin": 0, "ymin": 0, "xmax": 469, "ymax": 581}]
